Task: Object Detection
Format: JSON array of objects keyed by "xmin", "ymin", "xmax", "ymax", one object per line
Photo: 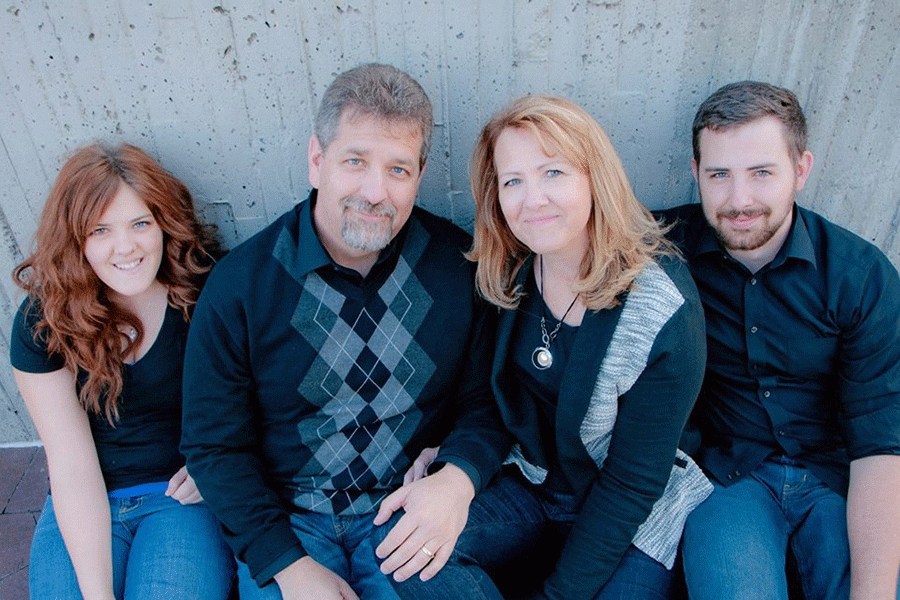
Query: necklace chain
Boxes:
[
  {"xmin": 539, "ymin": 315, "xmax": 565, "ymax": 347},
  {"xmin": 532, "ymin": 255, "xmax": 578, "ymax": 370}
]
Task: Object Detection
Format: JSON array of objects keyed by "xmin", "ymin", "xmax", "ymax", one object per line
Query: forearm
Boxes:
[
  {"xmin": 541, "ymin": 484, "xmax": 642, "ymax": 600},
  {"xmin": 181, "ymin": 384, "xmax": 306, "ymax": 581},
  {"xmin": 435, "ymin": 304, "xmax": 509, "ymax": 491},
  {"xmin": 49, "ymin": 465, "xmax": 115, "ymax": 600},
  {"xmin": 542, "ymin": 300, "xmax": 705, "ymax": 600},
  {"xmin": 183, "ymin": 435, "xmax": 306, "ymax": 581},
  {"xmin": 847, "ymin": 454, "xmax": 900, "ymax": 600},
  {"xmin": 181, "ymin": 297, "xmax": 305, "ymax": 582},
  {"xmin": 436, "ymin": 424, "xmax": 511, "ymax": 494},
  {"xmin": 15, "ymin": 368, "xmax": 115, "ymax": 600}
]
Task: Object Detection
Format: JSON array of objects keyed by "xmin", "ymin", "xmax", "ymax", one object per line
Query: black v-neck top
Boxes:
[
  {"xmin": 509, "ymin": 273, "xmax": 577, "ymax": 492},
  {"xmin": 11, "ymin": 300, "xmax": 187, "ymax": 491}
]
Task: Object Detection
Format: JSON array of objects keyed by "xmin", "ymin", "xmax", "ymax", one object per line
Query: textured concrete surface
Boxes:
[
  {"xmin": 0, "ymin": 445, "xmax": 48, "ymax": 600},
  {"xmin": 1, "ymin": 0, "xmax": 898, "ymax": 442}
]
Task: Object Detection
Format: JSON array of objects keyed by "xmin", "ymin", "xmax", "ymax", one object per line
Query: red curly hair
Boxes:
[{"xmin": 13, "ymin": 144, "xmax": 218, "ymax": 422}]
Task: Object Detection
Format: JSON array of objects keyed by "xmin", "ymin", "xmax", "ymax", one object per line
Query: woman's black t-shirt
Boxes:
[{"xmin": 10, "ymin": 299, "xmax": 187, "ymax": 492}]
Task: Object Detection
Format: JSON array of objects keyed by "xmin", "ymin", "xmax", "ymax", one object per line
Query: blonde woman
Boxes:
[{"xmin": 393, "ymin": 96, "xmax": 711, "ymax": 600}]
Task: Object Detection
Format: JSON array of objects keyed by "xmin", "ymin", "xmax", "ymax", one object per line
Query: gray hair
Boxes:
[{"xmin": 315, "ymin": 63, "xmax": 433, "ymax": 168}]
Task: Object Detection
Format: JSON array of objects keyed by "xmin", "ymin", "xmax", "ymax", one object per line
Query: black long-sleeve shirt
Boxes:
[{"xmin": 659, "ymin": 203, "xmax": 900, "ymax": 495}]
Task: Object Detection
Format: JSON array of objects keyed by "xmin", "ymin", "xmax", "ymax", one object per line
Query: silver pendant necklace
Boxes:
[{"xmin": 531, "ymin": 255, "xmax": 578, "ymax": 370}]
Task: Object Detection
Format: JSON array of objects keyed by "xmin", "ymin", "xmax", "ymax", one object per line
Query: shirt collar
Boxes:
[
  {"xmin": 775, "ymin": 205, "xmax": 817, "ymax": 269},
  {"xmin": 293, "ymin": 189, "xmax": 333, "ymax": 277},
  {"xmin": 694, "ymin": 204, "xmax": 817, "ymax": 270},
  {"xmin": 294, "ymin": 189, "xmax": 407, "ymax": 279}
]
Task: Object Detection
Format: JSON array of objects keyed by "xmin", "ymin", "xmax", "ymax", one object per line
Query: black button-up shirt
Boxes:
[{"xmin": 659, "ymin": 203, "xmax": 900, "ymax": 495}]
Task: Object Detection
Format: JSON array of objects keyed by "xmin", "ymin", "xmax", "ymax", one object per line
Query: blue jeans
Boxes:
[
  {"xmin": 29, "ymin": 492, "xmax": 234, "ymax": 600},
  {"xmin": 681, "ymin": 455, "xmax": 855, "ymax": 600},
  {"xmin": 387, "ymin": 469, "xmax": 673, "ymax": 600},
  {"xmin": 237, "ymin": 511, "xmax": 399, "ymax": 600}
]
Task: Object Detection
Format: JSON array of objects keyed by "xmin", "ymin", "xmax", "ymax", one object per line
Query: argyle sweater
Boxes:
[{"xmin": 181, "ymin": 192, "xmax": 505, "ymax": 584}]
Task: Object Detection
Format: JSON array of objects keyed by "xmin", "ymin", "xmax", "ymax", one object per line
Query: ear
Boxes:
[
  {"xmin": 308, "ymin": 135, "xmax": 324, "ymax": 189},
  {"xmin": 416, "ymin": 158, "xmax": 428, "ymax": 185},
  {"xmin": 794, "ymin": 150, "xmax": 814, "ymax": 192},
  {"xmin": 691, "ymin": 158, "xmax": 699, "ymax": 182}
]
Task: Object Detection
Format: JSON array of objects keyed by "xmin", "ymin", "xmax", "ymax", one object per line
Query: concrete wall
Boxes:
[{"xmin": 1, "ymin": 0, "xmax": 898, "ymax": 442}]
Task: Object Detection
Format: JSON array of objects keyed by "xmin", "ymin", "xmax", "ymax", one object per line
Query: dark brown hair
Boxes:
[
  {"xmin": 14, "ymin": 144, "xmax": 218, "ymax": 422},
  {"xmin": 692, "ymin": 80, "xmax": 807, "ymax": 163}
]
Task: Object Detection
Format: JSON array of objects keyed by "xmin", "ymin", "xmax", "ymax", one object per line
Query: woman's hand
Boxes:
[
  {"xmin": 403, "ymin": 446, "xmax": 440, "ymax": 484},
  {"xmin": 165, "ymin": 466, "xmax": 203, "ymax": 504}
]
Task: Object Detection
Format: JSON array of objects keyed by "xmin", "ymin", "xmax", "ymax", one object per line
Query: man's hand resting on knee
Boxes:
[{"xmin": 373, "ymin": 463, "xmax": 475, "ymax": 583}]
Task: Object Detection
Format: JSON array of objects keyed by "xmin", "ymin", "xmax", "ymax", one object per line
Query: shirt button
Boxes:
[
  {"xmin": 750, "ymin": 278, "xmax": 757, "ymax": 285},
  {"xmin": 778, "ymin": 430, "xmax": 786, "ymax": 436},
  {"xmin": 763, "ymin": 391, "xmax": 771, "ymax": 398},
  {"xmin": 750, "ymin": 326, "xmax": 758, "ymax": 333}
]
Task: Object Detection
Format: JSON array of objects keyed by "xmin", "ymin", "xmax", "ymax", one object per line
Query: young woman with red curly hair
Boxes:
[{"xmin": 10, "ymin": 144, "xmax": 234, "ymax": 600}]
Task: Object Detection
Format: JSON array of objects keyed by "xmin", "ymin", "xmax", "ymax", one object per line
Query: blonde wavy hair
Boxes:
[{"xmin": 468, "ymin": 95, "xmax": 674, "ymax": 310}]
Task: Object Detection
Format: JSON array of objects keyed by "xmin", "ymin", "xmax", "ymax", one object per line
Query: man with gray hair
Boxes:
[{"xmin": 182, "ymin": 63, "xmax": 505, "ymax": 599}]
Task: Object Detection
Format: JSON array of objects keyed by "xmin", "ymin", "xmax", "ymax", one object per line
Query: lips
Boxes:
[
  {"xmin": 725, "ymin": 215, "xmax": 761, "ymax": 229},
  {"xmin": 524, "ymin": 214, "xmax": 559, "ymax": 225},
  {"xmin": 720, "ymin": 210, "xmax": 768, "ymax": 230},
  {"xmin": 343, "ymin": 197, "xmax": 396, "ymax": 220},
  {"xmin": 348, "ymin": 208, "xmax": 391, "ymax": 222},
  {"xmin": 114, "ymin": 257, "xmax": 143, "ymax": 271}
]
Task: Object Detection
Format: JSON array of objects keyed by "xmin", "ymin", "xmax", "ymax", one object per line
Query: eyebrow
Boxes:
[
  {"xmin": 391, "ymin": 157, "xmax": 416, "ymax": 168},
  {"xmin": 94, "ymin": 213, "xmax": 153, "ymax": 227},
  {"xmin": 703, "ymin": 163, "xmax": 778, "ymax": 172},
  {"xmin": 499, "ymin": 159, "xmax": 564, "ymax": 177},
  {"xmin": 344, "ymin": 147, "xmax": 416, "ymax": 168}
]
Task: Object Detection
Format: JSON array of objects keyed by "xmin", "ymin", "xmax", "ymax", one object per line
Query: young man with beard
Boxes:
[
  {"xmin": 181, "ymin": 64, "xmax": 505, "ymax": 600},
  {"xmin": 659, "ymin": 81, "xmax": 900, "ymax": 600}
]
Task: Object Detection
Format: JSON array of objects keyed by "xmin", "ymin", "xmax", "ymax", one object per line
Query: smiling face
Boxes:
[
  {"xmin": 693, "ymin": 116, "xmax": 813, "ymax": 268},
  {"xmin": 493, "ymin": 126, "xmax": 592, "ymax": 263},
  {"xmin": 309, "ymin": 111, "xmax": 424, "ymax": 275},
  {"xmin": 83, "ymin": 182, "xmax": 165, "ymax": 306}
]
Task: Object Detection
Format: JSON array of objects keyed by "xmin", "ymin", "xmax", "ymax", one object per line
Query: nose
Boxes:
[
  {"xmin": 522, "ymin": 179, "xmax": 549, "ymax": 210},
  {"xmin": 727, "ymin": 175, "xmax": 754, "ymax": 211},
  {"xmin": 358, "ymin": 168, "xmax": 388, "ymax": 204},
  {"xmin": 113, "ymin": 230, "xmax": 137, "ymax": 255}
]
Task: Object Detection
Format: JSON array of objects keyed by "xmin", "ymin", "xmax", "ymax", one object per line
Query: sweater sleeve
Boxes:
[
  {"xmin": 540, "ymin": 295, "xmax": 707, "ymax": 600},
  {"xmin": 180, "ymin": 272, "xmax": 305, "ymax": 585},
  {"xmin": 432, "ymin": 298, "xmax": 512, "ymax": 492}
]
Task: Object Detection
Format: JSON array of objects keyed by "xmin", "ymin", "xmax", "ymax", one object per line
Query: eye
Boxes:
[
  {"xmin": 501, "ymin": 178, "xmax": 521, "ymax": 188},
  {"xmin": 709, "ymin": 171, "xmax": 729, "ymax": 179},
  {"xmin": 390, "ymin": 166, "xmax": 411, "ymax": 177},
  {"xmin": 754, "ymin": 169, "xmax": 772, "ymax": 177},
  {"xmin": 133, "ymin": 220, "xmax": 152, "ymax": 229},
  {"xmin": 546, "ymin": 169, "xmax": 563, "ymax": 178},
  {"xmin": 90, "ymin": 226, "xmax": 108, "ymax": 236},
  {"xmin": 346, "ymin": 157, "xmax": 363, "ymax": 167}
]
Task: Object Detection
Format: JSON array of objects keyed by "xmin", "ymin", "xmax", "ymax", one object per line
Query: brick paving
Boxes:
[{"xmin": 0, "ymin": 445, "xmax": 48, "ymax": 600}]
